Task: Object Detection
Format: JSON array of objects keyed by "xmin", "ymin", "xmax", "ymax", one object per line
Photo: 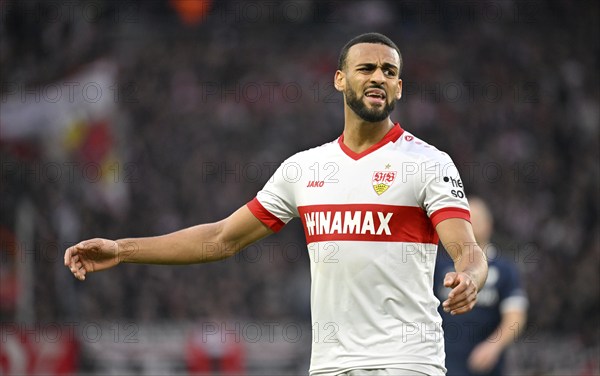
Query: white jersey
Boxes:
[{"xmin": 247, "ymin": 124, "xmax": 470, "ymax": 376}]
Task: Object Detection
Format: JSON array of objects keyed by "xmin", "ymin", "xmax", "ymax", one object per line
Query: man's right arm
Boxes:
[{"xmin": 64, "ymin": 205, "xmax": 272, "ymax": 281}]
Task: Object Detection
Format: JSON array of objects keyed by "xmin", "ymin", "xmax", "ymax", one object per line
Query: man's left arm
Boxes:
[{"xmin": 435, "ymin": 218, "xmax": 488, "ymax": 315}]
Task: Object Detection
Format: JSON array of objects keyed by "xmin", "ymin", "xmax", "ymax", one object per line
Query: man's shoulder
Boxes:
[
  {"xmin": 394, "ymin": 131, "xmax": 454, "ymax": 163},
  {"xmin": 285, "ymin": 138, "xmax": 339, "ymax": 162}
]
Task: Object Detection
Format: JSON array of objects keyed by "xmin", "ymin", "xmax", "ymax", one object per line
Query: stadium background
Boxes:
[{"xmin": 0, "ymin": 0, "xmax": 598, "ymax": 374}]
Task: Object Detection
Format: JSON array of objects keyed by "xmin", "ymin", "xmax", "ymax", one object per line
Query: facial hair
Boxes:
[{"xmin": 345, "ymin": 84, "xmax": 395, "ymax": 123}]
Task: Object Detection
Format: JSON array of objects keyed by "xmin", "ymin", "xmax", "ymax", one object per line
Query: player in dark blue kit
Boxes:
[{"xmin": 434, "ymin": 197, "xmax": 528, "ymax": 376}]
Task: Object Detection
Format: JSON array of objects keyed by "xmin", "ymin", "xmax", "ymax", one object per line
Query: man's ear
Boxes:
[
  {"xmin": 334, "ymin": 70, "xmax": 345, "ymax": 92},
  {"xmin": 395, "ymin": 79, "xmax": 403, "ymax": 100}
]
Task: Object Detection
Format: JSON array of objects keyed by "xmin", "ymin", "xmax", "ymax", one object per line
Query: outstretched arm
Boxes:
[
  {"xmin": 64, "ymin": 205, "xmax": 272, "ymax": 280},
  {"xmin": 436, "ymin": 218, "xmax": 488, "ymax": 315}
]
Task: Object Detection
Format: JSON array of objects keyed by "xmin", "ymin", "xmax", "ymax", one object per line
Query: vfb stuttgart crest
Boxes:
[{"xmin": 372, "ymin": 171, "xmax": 397, "ymax": 195}]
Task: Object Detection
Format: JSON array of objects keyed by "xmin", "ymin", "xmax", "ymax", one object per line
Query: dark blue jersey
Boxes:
[{"xmin": 433, "ymin": 245, "xmax": 527, "ymax": 376}]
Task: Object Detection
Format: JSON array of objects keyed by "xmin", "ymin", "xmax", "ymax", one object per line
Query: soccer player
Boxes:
[
  {"xmin": 65, "ymin": 33, "xmax": 488, "ymax": 376},
  {"xmin": 434, "ymin": 196, "xmax": 528, "ymax": 376}
]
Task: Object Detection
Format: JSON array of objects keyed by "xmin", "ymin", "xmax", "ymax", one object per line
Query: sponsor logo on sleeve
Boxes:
[{"xmin": 443, "ymin": 176, "xmax": 464, "ymax": 198}]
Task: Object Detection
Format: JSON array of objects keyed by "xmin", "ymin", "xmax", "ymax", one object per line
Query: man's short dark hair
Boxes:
[{"xmin": 338, "ymin": 32, "xmax": 403, "ymax": 75}]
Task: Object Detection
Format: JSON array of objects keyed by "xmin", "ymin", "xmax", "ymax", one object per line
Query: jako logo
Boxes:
[{"xmin": 307, "ymin": 180, "xmax": 325, "ymax": 187}]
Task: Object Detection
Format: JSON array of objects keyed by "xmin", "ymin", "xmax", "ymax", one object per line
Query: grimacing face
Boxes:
[{"xmin": 336, "ymin": 43, "xmax": 403, "ymax": 122}]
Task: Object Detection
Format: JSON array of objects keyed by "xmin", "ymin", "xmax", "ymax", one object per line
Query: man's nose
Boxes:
[{"xmin": 370, "ymin": 68, "xmax": 385, "ymax": 84}]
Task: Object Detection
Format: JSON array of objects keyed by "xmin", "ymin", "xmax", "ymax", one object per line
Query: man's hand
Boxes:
[
  {"xmin": 64, "ymin": 238, "xmax": 121, "ymax": 281},
  {"xmin": 442, "ymin": 271, "xmax": 478, "ymax": 315},
  {"xmin": 468, "ymin": 340, "xmax": 502, "ymax": 373}
]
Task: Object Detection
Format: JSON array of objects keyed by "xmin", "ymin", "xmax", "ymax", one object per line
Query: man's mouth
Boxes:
[{"xmin": 364, "ymin": 88, "xmax": 386, "ymax": 105}]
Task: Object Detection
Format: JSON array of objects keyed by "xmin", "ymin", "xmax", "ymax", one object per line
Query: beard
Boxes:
[{"xmin": 345, "ymin": 85, "xmax": 395, "ymax": 122}]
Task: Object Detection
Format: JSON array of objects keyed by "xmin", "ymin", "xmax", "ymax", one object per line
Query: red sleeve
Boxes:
[
  {"xmin": 430, "ymin": 207, "xmax": 471, "ymax": 227},
  {"xmin": 246, "ymin": 197, "xmax": 285, "ymax": 233}
]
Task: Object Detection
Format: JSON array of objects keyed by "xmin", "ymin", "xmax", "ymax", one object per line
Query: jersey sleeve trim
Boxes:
[
  {"xmin": 247, "ymin": 197, "xmax": 285, "ymax": 233},
  {"xmin": 430, "ymin": 207, "xmax": 471, "ymax": 227}
]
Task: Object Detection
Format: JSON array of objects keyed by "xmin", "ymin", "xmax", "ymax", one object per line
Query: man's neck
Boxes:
[{"xmin": 342, "ymin": 117, "xmax": 395, "ymax": 154}]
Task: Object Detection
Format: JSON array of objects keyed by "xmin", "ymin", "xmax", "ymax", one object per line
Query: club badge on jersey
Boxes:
[{"xmin": 372, "ymin": 169, "xmax": 397, "ymax": 195}]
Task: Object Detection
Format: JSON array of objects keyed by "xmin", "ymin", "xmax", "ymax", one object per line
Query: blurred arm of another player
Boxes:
[
  {"xmin": 64, "ymin": 205, "xmax": 272, "ymax": 281},
  {"xmin": 467, "ymin": 308, "xmax": 527, "ymax": 373},
  {"xmin": 435, "ymin": 218, "xmax": 488, "ymax": 315}
]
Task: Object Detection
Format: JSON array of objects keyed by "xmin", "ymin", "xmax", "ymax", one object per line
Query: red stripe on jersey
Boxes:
[
  {"xmin": 430, "ymin": 207, "xmax": 471, "ymax": 227},
  {"xmin": 247, "ymin": 197, "xmax": 285, "ymax": 233},
  {"xmin": 338, "ymin": 123, "xmax": 404, "ymax": 160},
  {"xmin": 297, "ymin": 204, "xmax": 438, "ymax": 244}
]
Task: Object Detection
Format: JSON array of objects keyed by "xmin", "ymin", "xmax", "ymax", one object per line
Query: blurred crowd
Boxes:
[{"xmin": 1, "ymin": 0, "xmax": 598, "ymax": 370}]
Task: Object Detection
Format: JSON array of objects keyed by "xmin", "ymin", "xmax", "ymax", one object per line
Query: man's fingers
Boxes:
[
  {"xmin": 445, "ymin": 296, "xmax": 475, "ymax": 314},
  {"xmin": 443, "ymin": 272, "xmax": 457, "ymax": 287},
  {"xmin": 442, "ymin": 272, "xmax": 479, "ymax": 315},
  {"xmin": 73, "ymin": 263, "xmax": 87, "ymax": 281},
  {"xmin": 75, "ymin": 270, "xmax": 85, "ymax": 281},
  {"xmin": 65, "ymin": 241, "xmax": 89, "ymax": 265},
  {"xmin": 443, "ymin": 276, "xmax": 477, "ymax": 313},
  {"xmin": 444, "ymin": 292, "xmax": 475, "ymax": 312},
  {"xmin": 448, "ymin": 300, "xmax": 476, "ymax": 315},
  {"xmin": 444, "ymin": 285, "xmax": 478, "ymax": 314},
  {"xmin": 449, "ymin": 274, "xmax": 476, "ymax": 297},
  {"xmin": 64, "ymin": 246, "xmax": 77, "ymax": 266},
  {"xmin": 65, "ymin": 242, "xmax": 88, "ymax": 279},
  {"xmin": 449, "ymin": 283, "xmax": 467, "ymax": 298}
]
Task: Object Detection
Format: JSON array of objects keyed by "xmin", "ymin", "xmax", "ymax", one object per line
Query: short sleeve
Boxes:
[
  {"xmin": 416, "ymin": 151, "xmax": 470, "ymax": 227},
  {"xmin": 246, "ymin": 158, "xmax": 298, "ymax": 232}
]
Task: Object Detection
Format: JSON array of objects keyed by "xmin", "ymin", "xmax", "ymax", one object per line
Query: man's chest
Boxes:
[{"xmin": 294, "ymin": 156, "xmax": 419, "ymax": 206}]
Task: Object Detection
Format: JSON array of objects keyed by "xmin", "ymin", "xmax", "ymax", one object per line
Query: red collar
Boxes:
[{"xmin": 338, "ymin": 123, "xmax": 404, "ymax": 160}]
